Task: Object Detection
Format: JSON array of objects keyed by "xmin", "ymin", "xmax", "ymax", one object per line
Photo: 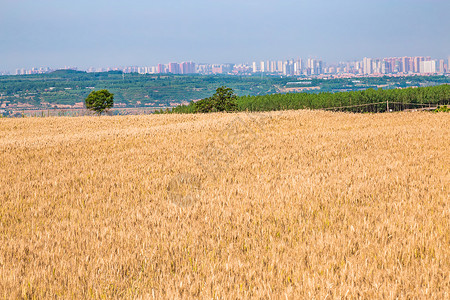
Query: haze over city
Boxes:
[{"xmin": 1, "ymin": 0, "xmax": 449, "ymax": 72}]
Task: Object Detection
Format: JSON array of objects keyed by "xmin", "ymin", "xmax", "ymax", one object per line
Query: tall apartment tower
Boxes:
[
  {"xmin": 157, "ymin": 64, "xmax": 166, "ymax": 73},
  {"xmin": 408, "ymin": 58, "xmax": 414, "ymax": 73},
  {"xmin": 283, "ymin": 60, "xmax": 294, "ymax": 76},
  {"xmin": 307, "ymin": 58, "xmax": 314, "ymax": 70},
  {"xmin": 414, "ymin": 57, "xmax": 424, "ymax": 73},
  {"xmin": 260, "ymin": 61, "xmax": 266, "ymax": 73},
  {"xmin": 182, "ymin": 62, "xmax": 196, "ymax": 74},
  {"xmin": 307, "ymin": 58, "xmax": 316, "ymax": 75},
  {"xmin": 363, "ymin": 57, "xmax": 372, "ymax": 75},
  {"xmin": 420, "ymin": 60, "xmax": 436, "ymax": 74},
  {"xmin": 270, "ymin": 61, "xmax": 277, "ymax": 73},
  {"xmin": 252, "ymin": 62, "xmax": 258, "ymax": 72},
  {"xmin": 296, "ymin": 58, "xmax": 303, "ymax": 74},
  {"xmin": 401, "ymin": 57, "xmax": 410, "ymax": 73},
  {"xmin": 168, "ymin": 62, "xmax": 180, "ymax": 74},
  {"xmin": 438, "ymin": 59, "xmax": 445, "ymax": 73},
  {"xmin": 371, "ymin": 59, "xmax": 381, "ymax": 74}
]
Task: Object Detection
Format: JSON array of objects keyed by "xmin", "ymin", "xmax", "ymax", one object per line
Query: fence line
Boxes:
[
  {"xmin": 387, "ymin": 102, "xmax": 434, "ymax": 106},
  {"xmin": 322, "ymin": 101, "xmax": 447, "ymax": 112},
  {"xmin": 323, "ymin": 102, "xmax": 386, "ymax": 110}
]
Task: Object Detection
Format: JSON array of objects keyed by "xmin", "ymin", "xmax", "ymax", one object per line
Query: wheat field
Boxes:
[{"xmin": 0, "ymin": 110, "xmax": 449, "ymax": 299}]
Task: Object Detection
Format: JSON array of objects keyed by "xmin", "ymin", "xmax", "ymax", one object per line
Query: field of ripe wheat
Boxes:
[{"xmin": 0, "ymin": 110, "xmax": 449, "ymax": 299}]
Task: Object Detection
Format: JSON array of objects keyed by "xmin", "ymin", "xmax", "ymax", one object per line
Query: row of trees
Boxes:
[
  {"xmin": 169, "ymin": 84, "xmax": 450, "ymax": 114},
  {"xmin": 237, "ymin": 84, "xmax": 450, "ymax": 113}
]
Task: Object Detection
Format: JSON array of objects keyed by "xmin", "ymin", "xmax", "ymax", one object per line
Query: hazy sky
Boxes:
[{"xmin": 1, "ymin": 0, "xmax": 449, "ymax": 71}]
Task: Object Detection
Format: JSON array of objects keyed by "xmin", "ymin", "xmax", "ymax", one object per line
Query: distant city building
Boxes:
[
  {"xmin": 168, "ymin": 62, "xmax": 180, "ymax": 74},
  {"xmin": 420, "ymin": 60, "xmax": 436, "ymax": 74},
  {"xmin": 401, "ymin": 57, "xmax": 410, "ymax": 73},
  {"xmin": 438, "ymin": 59, "xmax": 445, "ymax": 73},
  {"xmin": 414, "ymin": 57, "xmax": 424, "ymax": 73},
  {"xmin": 252, "ymin": 62, "xmax": 258, "ymax": 72},
  {"xmin": 260, "ymin": 61, "xmax": 266, "ymax": 73},
  {"xmin": 157, "ymin": 64, "xmax": 166, "ymax": 73},
  {"xmin": 363, "ymin": 57, "xmax": 372, "ymax": 75},
  {"xmin": 211, "ymin": 64, "xmax": 233, "ymax": 74},
  {"xmin": 180, "ymin": 61, "xmax": 196, "ymax": 74}
]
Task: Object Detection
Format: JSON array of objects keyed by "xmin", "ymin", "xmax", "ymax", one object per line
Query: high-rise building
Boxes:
[
  {"xmin": 270, "ymin": 61, "xmax": 277, "ymax": 73},
  {"xmin": 138, "ymin": 67, "xmax": 150, "ymax": 74},
  {"xmin": 383, "ymin": 58, "xmax": 400, "ymax": 74},
  {"xmin": 180, "ymin": 62, "xmax": 188, "ymax": 74},
  {"xmin": 307, "ymin": 58, "xmax": 314, "ymax": 70},
  {"xmin": 295, "ymin": 58, "xmax": 303, "ymax": 75},
  {"xmin": 211, "ymin": 64, "xmax": 233, "ymax": 74},
  {"xmin": 294, "ymin": 62, "xmax": 301, "ymax": 75},
  {"xmin": 157, "ymin": 64, "xmax": 166, "ymax": 73},
  {"xmin": 401, "ymin": 57, "xmax": 410, "ymax": 73},
  {"xmin": 307, "ymin": 58, "xmax": 315, "ymax": 75},
  {"xmin": 190, "ymin": 62, "xmax": 196, "ymax": 73},
  {"xmin": 260, "ymin": 61, "xmax": 266, "ymax": 73},
  {"xmin": 414, "ymin": 57, "xmax": 424, "ymax": 73},
  {"xmin": 252, "ymin": 62, "xmax": 258, "ymax": 72},
  {"xmin": 420, "ymin": 60, "xmax": 436, "ymax": 74},
  {"xmin": 277, "ymin": 61, "xmax": 283, "ymax": 73},
  {"xmin": 180, "ymin": 62, "xmax": 195, "ymax": 74},
  {"xmin": 283, "ymin": 60, "xmax": 294, "ymax": 76},
  {"xmin": 316, "ymin": 60, "xmax": 323, "ymax": 75},
  {"xmin": 211, "ymin": 65, "xmax": 223, "ymax": 74},
  {"xmin": 408, "ymin": 58, "xmax": 414, "ymax": 73},
  {"xmin": 438, "ymin": 59, "xmax": 445, "ymax": 73},
  {"xmin": 371, "ymin": 59, "xmax": 380, "ymax": 74},
  {"xmin": 381, "ymin": 60, "xmax": 388, "ymax": 74},
  {"xmin": 168, "ymin": 62, "xmax": 180, "ymax": 74},
  {"xmin": 363, "ymin": 57, "xmax": 372, "ymax": 75}
]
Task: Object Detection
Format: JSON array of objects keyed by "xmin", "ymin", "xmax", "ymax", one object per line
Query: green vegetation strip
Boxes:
[{"xmin": 169, "ymin": 84, "xmax": 450, "ymax": 114}]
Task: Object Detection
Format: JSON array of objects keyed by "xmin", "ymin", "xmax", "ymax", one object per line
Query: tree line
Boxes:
[{"xmin": 168, "ymin": 84, "xmax": 450, "ymax": 114}]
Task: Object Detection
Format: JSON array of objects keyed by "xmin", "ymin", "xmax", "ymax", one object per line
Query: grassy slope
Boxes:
[{"xmin": 0, "ymin": 111, "xmax": 449, "ymax": 298}]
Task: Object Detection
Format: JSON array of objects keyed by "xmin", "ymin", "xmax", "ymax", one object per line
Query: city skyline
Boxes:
[
  {"xmin": 6, "ymin": 54, "xmax": 450, "ymax": 77},
  {"xmin": 1, "ymin": 0, "xmax": 449, "ymax": 72}
]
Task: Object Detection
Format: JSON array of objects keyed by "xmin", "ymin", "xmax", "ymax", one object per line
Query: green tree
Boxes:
[
  {"xmin": 194, "ymin": 86, "xmax": 237, "ymax": 113},
  {"xmin": 85, "ymin": 89, "xmax": 114, "ymax": 115}
]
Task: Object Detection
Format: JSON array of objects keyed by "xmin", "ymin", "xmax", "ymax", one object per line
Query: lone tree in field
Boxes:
[
  {"xmin": 194, "ymin": 86, "xmax": 238, "ymax": 113},
  {"xmin": 85, "ymin": 89, "xmax": 114, "ymax": 115}
]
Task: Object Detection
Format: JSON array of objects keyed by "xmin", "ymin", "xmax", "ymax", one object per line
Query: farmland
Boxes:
[{"xmin": 0, "ymin": 110, "xmax": 449, "ymax": 298}]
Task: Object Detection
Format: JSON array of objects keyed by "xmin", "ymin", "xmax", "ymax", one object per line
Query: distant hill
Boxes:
[{"xmin": 49, "ymin": 69, "xmax": 87, "ymax": 75}]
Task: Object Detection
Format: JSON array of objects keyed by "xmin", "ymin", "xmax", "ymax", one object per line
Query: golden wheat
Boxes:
[{"xmin": 0, "ymin": 110, "xmax": 449, "ymax": 299}]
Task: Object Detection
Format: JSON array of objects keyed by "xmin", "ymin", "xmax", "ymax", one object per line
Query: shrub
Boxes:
[{"xmin": 434, "ymin": 105, "xmax": 449, "ymax": 112}]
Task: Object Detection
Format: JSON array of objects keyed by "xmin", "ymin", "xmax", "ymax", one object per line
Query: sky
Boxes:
[{"xmin": 1, "ymin": 0, "xmax": 449, "ymax": 71}]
